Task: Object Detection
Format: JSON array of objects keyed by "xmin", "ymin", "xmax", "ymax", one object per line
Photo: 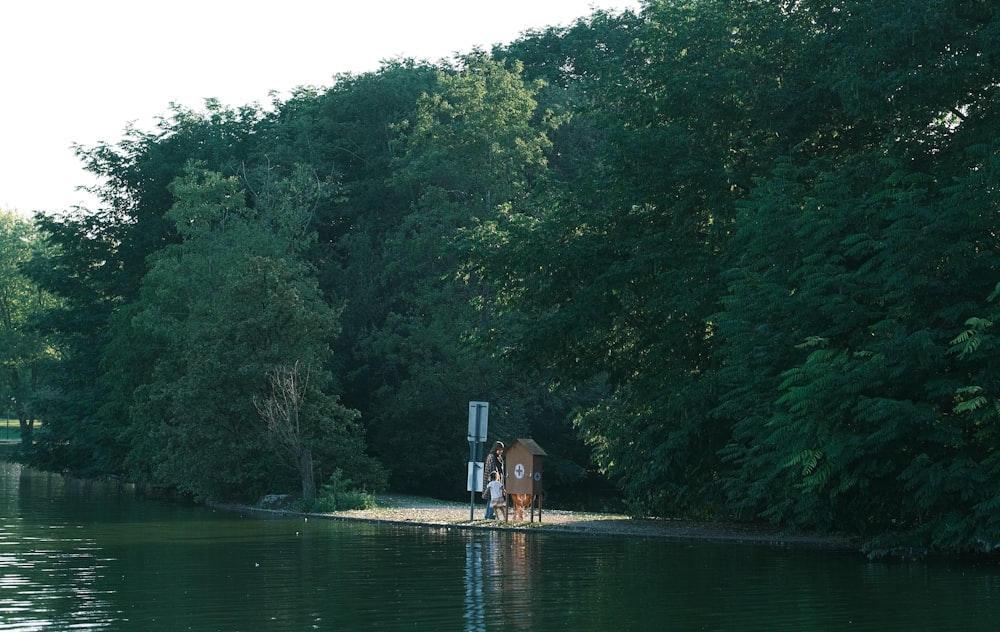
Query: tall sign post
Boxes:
[{"xmin": 466, "ymin": 401, "xmax": 489, "ymax": 520}]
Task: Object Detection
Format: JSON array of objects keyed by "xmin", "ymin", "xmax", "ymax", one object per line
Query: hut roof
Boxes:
[{"xmin": 510, "ymin": 438, "xmax": 547, "ymax": 456}]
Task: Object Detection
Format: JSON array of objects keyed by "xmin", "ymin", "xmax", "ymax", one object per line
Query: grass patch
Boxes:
[{"xmin": 0, "ymin": 420, "xmax": 28, "ymax": 442}]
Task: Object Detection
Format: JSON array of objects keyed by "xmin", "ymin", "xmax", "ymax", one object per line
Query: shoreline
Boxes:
[
  {"xmin": 1, "ymin": 457, "xmax": 858, "ymax": 552},
  {"xmin": 213, "ymin": 493, "xmax": 859, "ymax": 553}
]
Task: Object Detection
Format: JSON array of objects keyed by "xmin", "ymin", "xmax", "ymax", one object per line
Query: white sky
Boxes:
[{"xmin": 1, "ymin": 0, "xmax": 640, "ymax": 217}]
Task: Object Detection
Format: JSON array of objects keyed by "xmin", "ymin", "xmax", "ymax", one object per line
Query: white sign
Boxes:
[
  {"xmin": 467, "ymin": 462, "xmax": 485, "ymax": 492},
  {"xmin": 514, "ymin": 463, "xmax": 525, "ymax": 479},
  {"xmin": 467, "ymin": 401, "xmax": 489, "ymax": 442}
]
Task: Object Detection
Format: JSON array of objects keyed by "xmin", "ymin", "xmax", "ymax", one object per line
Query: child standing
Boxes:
[
  {"xmin": 482, "ymin": 441, "xmax": 505, "ymax": 519},
  {"xmin": 486, "ymin": 470, "xmax": 507, "ymax": 521}
]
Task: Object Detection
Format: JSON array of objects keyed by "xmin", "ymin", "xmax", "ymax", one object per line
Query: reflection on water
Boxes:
[
  {"xmin": 464, "ymin": 531, "xmax": 535, "ymax": 632},
  {"xmin": 503, "ymin": 532, "xmax": 537, "ymax": 631},
  {"xmin": 3, "ymin": 462, "xmax": 1000, "ymax": 631},
  {"xmin": 1, "ymin": 464, "xmax": 118, "ymax": 630},
  {"xmin": 464, "ymin": 540, "xmax": 484, "ymax": 631}
]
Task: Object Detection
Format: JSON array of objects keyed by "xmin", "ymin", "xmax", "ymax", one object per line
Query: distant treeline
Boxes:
[{"xmin": 8, "ymin": 0, "xmax": 1000, "ymax": 556}]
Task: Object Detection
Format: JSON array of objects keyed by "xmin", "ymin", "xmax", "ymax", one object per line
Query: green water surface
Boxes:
[{"xmin": 1, "ymin": 462, "xmax": 998, "ymax": 631}]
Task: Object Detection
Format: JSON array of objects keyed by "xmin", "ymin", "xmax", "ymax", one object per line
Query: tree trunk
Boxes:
[
  {"xmin": 19, "ymin": 417, "xmax": 32, "ymax": 445},
  {"xmin": 300, "ymin": 448, "xmax": 316, "ymax": 502}
]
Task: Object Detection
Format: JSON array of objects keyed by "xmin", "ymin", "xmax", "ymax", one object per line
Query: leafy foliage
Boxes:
[
  {"xmin": 0, "ymin": 211, "xmax": 58, "ymax": 447},
  {"xmin": 16, "ymin": 0, "xmax": 1000, "ymax": 554}
]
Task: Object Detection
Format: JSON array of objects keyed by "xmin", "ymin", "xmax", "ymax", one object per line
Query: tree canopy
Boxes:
[
  {"xmin": 0, "ymin": 210, "xmax": 57, "ymax": 444},
  {"xmin": 15, "ymin": 0, "xmax": 1000, "ymax": 555}
]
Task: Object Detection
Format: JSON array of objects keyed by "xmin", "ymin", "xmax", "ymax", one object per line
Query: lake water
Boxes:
[{"xmin": 2, "ymin": 460, "xmax": 999, "ymax": 631}]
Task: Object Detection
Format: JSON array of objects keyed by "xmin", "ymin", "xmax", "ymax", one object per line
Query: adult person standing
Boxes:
[{"xmin": 482, "ymin": 441, "xmax": 505, "ymax": 519}]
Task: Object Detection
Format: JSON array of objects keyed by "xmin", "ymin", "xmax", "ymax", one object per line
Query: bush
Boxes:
[
  {"xmin": 333, "ymin": 490, "xmax": 377, "ymax": 511},
  {"xmin": 295, "ymin": 469, "xmax": 377, "ymax": 513}
]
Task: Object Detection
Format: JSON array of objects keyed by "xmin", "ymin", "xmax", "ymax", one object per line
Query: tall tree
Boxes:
[
  {"xmin": 0, "ymin": 211, "xmax": 57, "ymax": 445},
  {"xmin": 115, "ymin": 165, "xmax": 368, "ymax": 500},
  {"xmin": 351, "ymin": 56, "xmax": 557, "ymax": 495},
  {"xmin": 715, "ymin": 0, "xmax": 1000, "ymax": 554},
  {"xmin": 23, "ymin": 101, "xmax": 266, "ymax": 476},
  {"xmin": 472, "ymin": 0, "xmax": 796, "ymax": 515}
]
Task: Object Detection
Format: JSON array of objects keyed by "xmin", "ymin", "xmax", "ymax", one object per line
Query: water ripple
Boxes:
[{"xmin": 4, "ymin": 466, "xmax": 1000, "ymax": 630}]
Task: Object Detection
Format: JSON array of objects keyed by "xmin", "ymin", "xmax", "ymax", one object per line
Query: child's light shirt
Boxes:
[{"xmin": 487, "ymin": 480, "xmax": 504, "ymax": 501}]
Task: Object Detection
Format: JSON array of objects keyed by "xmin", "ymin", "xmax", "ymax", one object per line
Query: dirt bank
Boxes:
[{"xmin": 222, "ymin": 493, "xmax": 858, "ymax": 552}]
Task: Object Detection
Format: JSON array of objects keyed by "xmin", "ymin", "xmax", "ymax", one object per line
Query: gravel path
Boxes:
[{"xmin": 236, "ymin": 494, "xmax": 857, "ymax": 552}]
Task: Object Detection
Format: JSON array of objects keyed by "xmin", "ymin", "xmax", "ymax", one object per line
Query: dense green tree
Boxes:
[
  {"xmin": 349, "ymin": 56, "xmax": 559, "ymax": 495},
  {"xmin": 714, "ymin": 0, "xmax": 1000, "ymax": 554},
  {"xmin": 472, "ymin": 0, "xmax": 800, "ymax": 515},
  {"xmin": 22, "ymin": 101, "xmax": 267, "ymax": 475},
  {"xmin": 0, "ymin": 211, "xmax": 57, "ymax": 444},
  {"xmin": 269, "ymin": 62, "xmax": 440, "ymax": 409},
  {"xmin": 113, "ymin": 165, "xmax": 369, "ymax": 500},
  {"xmin": 16, "ymin": 0, "xmax": 999, "ymax": 553},
  {"xmin": 76, "ymin": 100, "xmax": 267, "ymax": 297},
  {"xmin": 19, "ymin": 207, "xmax": 127, "ymax": 474}
]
